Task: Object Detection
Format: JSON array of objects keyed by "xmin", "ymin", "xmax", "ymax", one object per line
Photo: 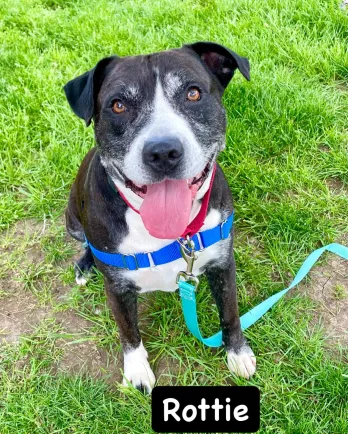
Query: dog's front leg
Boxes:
[
  {"xmin": 104, "ymin": 278, "xmax": 155, "ymax": 393},
  {"xmin": 206, "ymin": 253, "xmax": 256, "ymax": 379}
]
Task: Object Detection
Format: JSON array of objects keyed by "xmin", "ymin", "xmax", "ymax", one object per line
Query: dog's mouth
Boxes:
[
  {"xmin": 123, "ymin": 162, "xmax": 213, "ymax": 239},
  {"xmin": 124, "ymin": 162, "xmax": 211, "ymax": 199}
]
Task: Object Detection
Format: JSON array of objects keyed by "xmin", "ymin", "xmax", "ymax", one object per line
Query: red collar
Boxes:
[{"xmin": 115, "ymin": 163, "xmax": 217, "ymax": 238}]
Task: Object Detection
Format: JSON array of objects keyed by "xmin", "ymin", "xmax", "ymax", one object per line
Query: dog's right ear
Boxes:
[{"xmin": 63, "ymin": 56, "xmax": 117, "ymax": 126}]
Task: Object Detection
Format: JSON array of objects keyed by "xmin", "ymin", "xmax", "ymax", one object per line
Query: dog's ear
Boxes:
[
  {"xmin": 63, "ymin": 56, "xmax": 116, "ymax": 126},
  {"xmin": 184, "ymin": 42, "xmax": 250, "ymax": 89}
]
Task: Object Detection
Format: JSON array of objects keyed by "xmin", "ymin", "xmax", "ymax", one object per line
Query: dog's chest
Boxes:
[{"xmin": 118, "ymin": 208, "xmax": 223, "ymax": 293}]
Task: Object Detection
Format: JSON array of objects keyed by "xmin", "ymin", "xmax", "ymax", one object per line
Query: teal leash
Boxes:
[{"xmin": 177, "ymin": 242, "xmax": 348, "ymax": 348}]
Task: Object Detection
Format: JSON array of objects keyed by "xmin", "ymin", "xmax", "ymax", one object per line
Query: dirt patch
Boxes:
[
  {"xmin": 0, "ymin": 217, "xmax": 121, "ymax": 381},
  {"xmin": 0, "ymin": 292, "xmax": 122, "ymax": 380},
  {"xmin": 302, "ymin": 236, "xmax": 348, "ymax": 349},
  {"xmin": 0, "ymin": 216, "xmax": 83, "ymax": 301},
  {"xmin": 155, "ymin": 356, "xmax": 182, "ymax": 386},
  {"xmin": 0, "ymin": 292, "xmax": 51, "ymax": 344},
  {"xmin": 54, "ymin": 310, "xmax": 122, "ymax": 382},
  {"xmin": 326, "ymin": 177, "xmax": 347, "ymax": 194},
  {"xmin": 0, "ymin": 219, "xmax": 44, "ymax": 297},
  {"xmin": 336, "ymin": 83, "xmax": 348, "ymax": 93},
  {"xmin": 56, "ymin": 341, "xmax": 121, "ymax": 382}
]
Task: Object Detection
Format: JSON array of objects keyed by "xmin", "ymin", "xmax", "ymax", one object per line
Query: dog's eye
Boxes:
[
  {"xmin": 186, "ymin": 88, "xmax": 201, "ymax": 101},
  {"xmin": 112, "ymin": 100, "xmax": 126, "ymax": 114}
]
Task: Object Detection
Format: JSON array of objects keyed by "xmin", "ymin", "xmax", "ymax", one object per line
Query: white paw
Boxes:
[
  {"xmin": 227, "ymin": 345, "xmax": 256, "ymax": 379},
  {"xmin": 123, "ymin": 342, "xmax": 156, "ymax": 393},
  {"xmin": 75, "ymin": 274, "xmax": 88, "ymax": 286}
]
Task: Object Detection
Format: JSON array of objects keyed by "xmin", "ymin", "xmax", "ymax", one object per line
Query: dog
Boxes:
[{"xmin": 64, "ymin": 42, "xmax": 256, "ymax": 393}]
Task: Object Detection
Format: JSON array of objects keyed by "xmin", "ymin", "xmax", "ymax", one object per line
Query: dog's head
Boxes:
[
  {"xmin": 64, "ymin": 42, "xmax": 249, "ymax": 184},
  {"xmin": 64, "ymin": 42, "xmax": 249, "ymax": 238}
]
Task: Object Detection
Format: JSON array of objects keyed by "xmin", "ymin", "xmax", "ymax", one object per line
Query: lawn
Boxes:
[{"xmin": 0, "ymin": 0, "xmax": 348, "ymax": 432}]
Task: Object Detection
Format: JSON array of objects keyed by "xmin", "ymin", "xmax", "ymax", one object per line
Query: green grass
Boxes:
[{"xmin": 0, "ymin": 0, "xmax": 348, "ymax": 432}]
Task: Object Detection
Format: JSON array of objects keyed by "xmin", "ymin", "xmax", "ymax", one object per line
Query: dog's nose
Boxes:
[{"xmin": 142, "ymin": 138, "xmax": 184, "ymax": 173}]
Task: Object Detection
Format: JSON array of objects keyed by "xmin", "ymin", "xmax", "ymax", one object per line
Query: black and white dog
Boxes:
[{"xmin": 64, "ymin": 42, "xmax": 256, "ymax": 393}]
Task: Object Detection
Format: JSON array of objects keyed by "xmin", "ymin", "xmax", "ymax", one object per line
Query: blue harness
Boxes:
[{"xmin": 84, "ymin": 212, "xmax": 234, "ymax": 271}]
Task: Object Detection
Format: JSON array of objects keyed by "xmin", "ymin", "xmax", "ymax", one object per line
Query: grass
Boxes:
[{"xmin": 0, "ymin": 0, "xmax": 348, "ymax": 432}]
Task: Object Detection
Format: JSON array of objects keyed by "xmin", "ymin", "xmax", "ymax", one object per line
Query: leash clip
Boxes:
[{"xmin": 176, "ymin": 236, "xmax": 199, "ymax": 288}]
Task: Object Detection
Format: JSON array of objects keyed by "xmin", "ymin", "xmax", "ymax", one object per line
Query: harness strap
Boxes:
[{"xmin": 85, "ymin": 212, "xmax": 234, "ymax": 270}]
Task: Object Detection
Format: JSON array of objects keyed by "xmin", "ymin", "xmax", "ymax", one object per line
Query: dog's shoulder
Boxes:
[
  {"xmin": 209, "ymin": 163, "xmax": 234, "ymax": 215},
  {"xmin": 74, "ymin": 148, "xmax": 129, "ymax": 249}
]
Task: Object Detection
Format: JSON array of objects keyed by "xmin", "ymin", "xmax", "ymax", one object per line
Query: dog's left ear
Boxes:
[
  {"xmin": 184, "ymin": 41, "xmax": 250, "ymax": 89},
  {"xmin": 63, "ymin": 56, "xmax": 117, "ymax": 126}
]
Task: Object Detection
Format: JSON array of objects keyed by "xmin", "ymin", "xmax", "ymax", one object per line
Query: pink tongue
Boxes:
[{"xmin": 139, "ymin": 179, "xmax": 191, "ymax": 239}]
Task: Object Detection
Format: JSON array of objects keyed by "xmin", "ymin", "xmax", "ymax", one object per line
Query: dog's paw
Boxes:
[
  {"xmin": 75, "ymin": 273, "xmax": 88, "ymax": 286},
  {"xmin": 227, "ymin": 345, "xmax": 256, "ymax": 379},
  {"xmin": 123, "ymin": 342, "xmax": 156, "ymax": 393},
  {"xmin": 74, "ymin": 265, "xmax": 91, "ymax": 286},
  {"xmin": 74, "ymin": 249, "xmax": 95, "ymax": 286}
]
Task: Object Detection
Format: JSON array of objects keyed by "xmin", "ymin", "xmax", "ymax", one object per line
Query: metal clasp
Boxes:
[
  {"xmin": 220, "ymin": 218, "xmax": 228, "ymax": 240},
  {"xmin": 122, "ymin": 253, "xmax": 139, "ymax": 270},
  {"xmin": 176, "ymin": 236, "xmax": 199, "ymax": 288}
]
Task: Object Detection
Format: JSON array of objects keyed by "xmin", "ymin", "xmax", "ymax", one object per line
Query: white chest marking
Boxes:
[{"xmin": 118, "ymin": 208, "xmax": 228, "ymax": 293}]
